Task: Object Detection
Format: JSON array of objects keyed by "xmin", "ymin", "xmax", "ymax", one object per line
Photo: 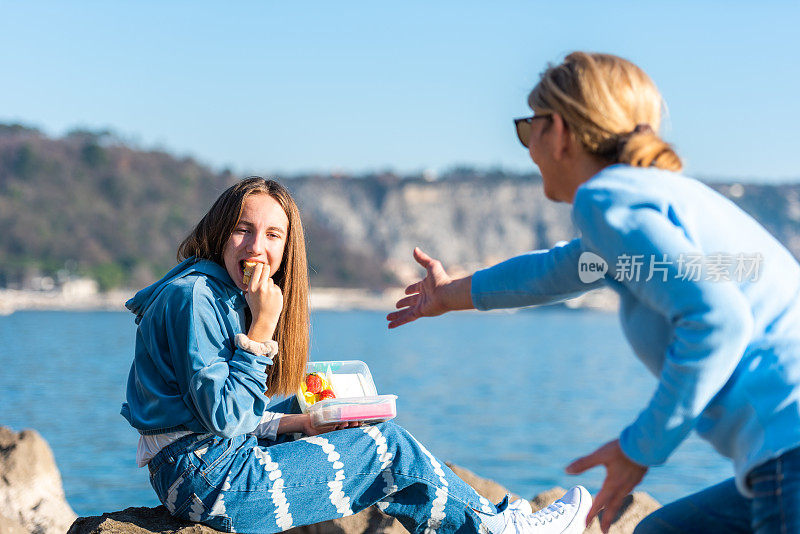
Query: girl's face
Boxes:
[{"xmin": 222, "ymin": 193, "xmax": 290, "ymax": 291}]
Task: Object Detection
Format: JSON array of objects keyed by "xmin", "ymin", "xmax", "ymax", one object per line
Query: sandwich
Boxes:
[{"xmin": 241, "ymin": 260, "xmax": 259, "ymax": 285}]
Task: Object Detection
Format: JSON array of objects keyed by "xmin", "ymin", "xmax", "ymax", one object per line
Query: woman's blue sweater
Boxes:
[{"xmin": 471, "ymin": 164, "xmax": 800, "ymax": 496}]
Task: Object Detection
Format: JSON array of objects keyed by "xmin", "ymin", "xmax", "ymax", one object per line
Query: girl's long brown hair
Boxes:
[{"xmin": 178, "ymin": 177, "xmax": 309, "ymax": 396}]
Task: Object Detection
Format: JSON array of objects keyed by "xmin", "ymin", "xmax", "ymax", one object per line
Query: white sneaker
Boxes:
[{"xmin": 496, "ymin": 485, "xmax": 592, "ymax": 533}]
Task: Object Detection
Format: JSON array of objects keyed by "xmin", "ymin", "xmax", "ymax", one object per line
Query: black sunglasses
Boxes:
[{"xmin": 514, "ymin": 114, "xmax": 552, "ymax": 148}]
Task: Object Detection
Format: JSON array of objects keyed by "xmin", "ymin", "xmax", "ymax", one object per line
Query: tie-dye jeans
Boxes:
[{"xmin": 147, "ymin": 413, "xmax": 502, "ymax": 533}]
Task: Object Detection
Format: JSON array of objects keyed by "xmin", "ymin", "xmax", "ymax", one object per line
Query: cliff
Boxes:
[
  {"xmin": 286, "ymin": 174, "xmax": 575, "ymax": 284},
  {"xmin": 2, "ymin": 124, "xmax": 798, "ymax": 293}
]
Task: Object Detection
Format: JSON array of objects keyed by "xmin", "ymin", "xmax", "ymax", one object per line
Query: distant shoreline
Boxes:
[
  {"xmin": 0, "ymin": 287, "xmax": 408, "ymax": 315},
  {"xmin": 0, "ymin": 286, "xmax": 618, "ymax": 315}
]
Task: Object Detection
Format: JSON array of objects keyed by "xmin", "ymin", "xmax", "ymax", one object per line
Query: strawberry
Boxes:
[
  {"xmin": 320, "ymin": 389, "xmax": 336, "ymax": 400},
  {"xmin": 305, "ymin": 373, "xmax": 324, "ymax": 394}
]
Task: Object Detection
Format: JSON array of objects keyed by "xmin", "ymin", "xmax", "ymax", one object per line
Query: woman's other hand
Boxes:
[
  {"xmin": 245, "ymin": 261, "xmax": 284, "ymax": 342},
  {"xmin": 387, "ymin": 248, "xmax": 473, "ymax": 329},
  {"xmin": 566, "ymin": 439, "xmax": 648, "ymax": 533}
]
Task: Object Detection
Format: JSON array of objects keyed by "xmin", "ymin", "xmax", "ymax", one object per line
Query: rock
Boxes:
[
  {"xmin": 530, "ymin": 486, "xmax": 569, "ymax": 512},
  {"xmin": 0, "ymin": 513, "xmax": 28, "ymax": 534},
  {"xmin": 445, "ymin": 462, "xmax": 520, "ymax": 503},
  {"xmin": 284, "ymin": 508, "xmax": 406, "ymax": 534},
  {"xmin": 591, "ymin": 492, "xmax": 661, "ymax": 534},
  {"xmin": 67, "ymin": 507, "xmax": 209, "ymax": 534},
  {"xmin": 67, "ymin": 505, "xmax": 406, "ymax": 534},
  {"xmin": 68, "ymin": 462, "xmax": 661, "ymax": 534},
  {"xmin": 0, "ymin": 426, "xmax": 78, "ymax": 534}
]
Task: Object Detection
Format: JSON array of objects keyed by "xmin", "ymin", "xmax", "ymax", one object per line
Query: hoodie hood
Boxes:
[{"xmin": 126, "ymin": 257, "xmax": 238, "ymax": 324}]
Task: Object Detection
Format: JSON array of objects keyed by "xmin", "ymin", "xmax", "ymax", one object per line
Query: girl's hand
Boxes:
[
  {"xmin": 387, "ymin": 248, "xmax": 472, "ymax": 329},
  {"xmin": 245, "ymin": 261, "xmax": 283, "ymax": 342},
  {"xmin": 301, "ymin": 416, "xmax": 361, "ymax": 437},
  {"xmin": 566, "ymin": 439, "xmax": 648, "ymax": 533},
  {"xmin": 300, "ymin": 414, "xmax": 361, "ymax": 436},
  {"xmin": 276, "ymin": 414, "xmax": 360, "ymax": 437}
]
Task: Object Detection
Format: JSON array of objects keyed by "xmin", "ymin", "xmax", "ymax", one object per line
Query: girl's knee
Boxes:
[
  {"xmin": 376, "ymin": 421, "xmax": 420, "ymax": 447},
  {"xmin": 363, "ymin": 421, "xmax": 420, "ymax": 458},
  {"xmin": 370, "ymin": 420, "xmax": 406, "ymax": 441}
]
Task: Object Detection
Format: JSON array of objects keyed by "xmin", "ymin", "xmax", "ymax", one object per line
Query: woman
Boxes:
[
  {"xmin": 387, "ymin": 52, "xmax": 800, "ymax": 534},
  {"xmin": 121, "ymin": 177, "xmax": 591, "ymax": 533}
]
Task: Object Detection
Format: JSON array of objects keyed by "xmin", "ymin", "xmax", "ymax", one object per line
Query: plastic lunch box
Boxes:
[{"xmin": 296, "ymin": 360, "xmax": 397, "ymax": 426}]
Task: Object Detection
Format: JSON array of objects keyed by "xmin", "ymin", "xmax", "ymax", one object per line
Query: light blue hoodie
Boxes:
[
  {"xmin": 472, "ymin": 164, "xmax": 800, "ymax": 496},
  {"xmin": 121, "ymin": 258, "xmax": 272, "ymax": 438}
]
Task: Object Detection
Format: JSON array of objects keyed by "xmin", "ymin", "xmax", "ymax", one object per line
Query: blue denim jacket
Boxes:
[
  {"xmin": 472, "ymin": 164, "xmax": 800, "ymax": 496},
  {"xmin": 121, "ymin": 258, "xmax": 272, "ymax": 437}
]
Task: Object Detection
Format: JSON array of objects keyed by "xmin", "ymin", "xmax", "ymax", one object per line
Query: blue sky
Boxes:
[{"xmin": 1, "ymin": 1, "xmax": 798, "ymax": 181}]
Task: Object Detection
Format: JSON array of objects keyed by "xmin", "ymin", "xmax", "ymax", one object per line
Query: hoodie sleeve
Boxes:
[
  {"xmin": 166, "ymin": 279, "xmax": 271, "ymax": 438},
  {"xmin": 573, "ymin": 185, "xmax": 753, "ymax": 466},
  {"xmin": 250, "ymin": 411, "xmax": 285, "ymax": 441}
]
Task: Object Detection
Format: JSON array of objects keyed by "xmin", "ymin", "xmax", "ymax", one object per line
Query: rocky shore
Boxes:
[{"xmin": 1, "ymin": 425, "xmax": 657, "ymax": 533}]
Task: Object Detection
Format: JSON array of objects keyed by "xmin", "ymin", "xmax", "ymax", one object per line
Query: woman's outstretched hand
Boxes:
[
  {"xmin": 387, "ymin": 248, "xmax": 469, "ymax": 329},
  {"xmin": 245, "ymin": 261, "xmax": 283, "ymax": 342},
  {"xmin": 566, "ymin": 439, "xmax": 648, "ymax": 533}
]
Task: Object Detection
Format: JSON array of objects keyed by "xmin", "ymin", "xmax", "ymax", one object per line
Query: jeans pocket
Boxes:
[
  {"xmin": 173, "ymin": 492, "xmax": 234, "ymax": 532},
  {"xmin": 174, "ymin": 492, "xmax": 206, "ymax": 522},
  {"xmin": 148, "ymin": 461, "xmax": 166, "ymax": 483},
  {"xmin": 149, "ymin": 464, "xmax": 174, "ymax": 505},
  {"xmin": 195, "ymin": 437, "xmax": 244, "ymax": 485},
  {"xmin": 152, "ymin": 463, "xmax": 197, "ymax": 514}
]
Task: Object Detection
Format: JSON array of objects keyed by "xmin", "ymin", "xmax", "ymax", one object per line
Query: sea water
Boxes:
[{"xmin": 0, "ymin": 309, "xmax": 731, "ymax": 517}]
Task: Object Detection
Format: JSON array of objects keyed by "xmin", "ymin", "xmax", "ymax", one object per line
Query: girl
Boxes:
[{"xmin": 121, "ymin": 177, "xmax": 590, "ymax": 533}]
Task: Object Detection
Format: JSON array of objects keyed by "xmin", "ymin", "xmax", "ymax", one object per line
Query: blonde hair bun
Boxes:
[{"xmin": 618, "ymin": 125, "xmax": 682, "ymax": 171}]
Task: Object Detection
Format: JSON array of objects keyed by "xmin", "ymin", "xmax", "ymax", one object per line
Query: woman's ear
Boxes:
[{"xmin": 549, "ymin": 113, "xmax": 573, "ymax": 161}]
